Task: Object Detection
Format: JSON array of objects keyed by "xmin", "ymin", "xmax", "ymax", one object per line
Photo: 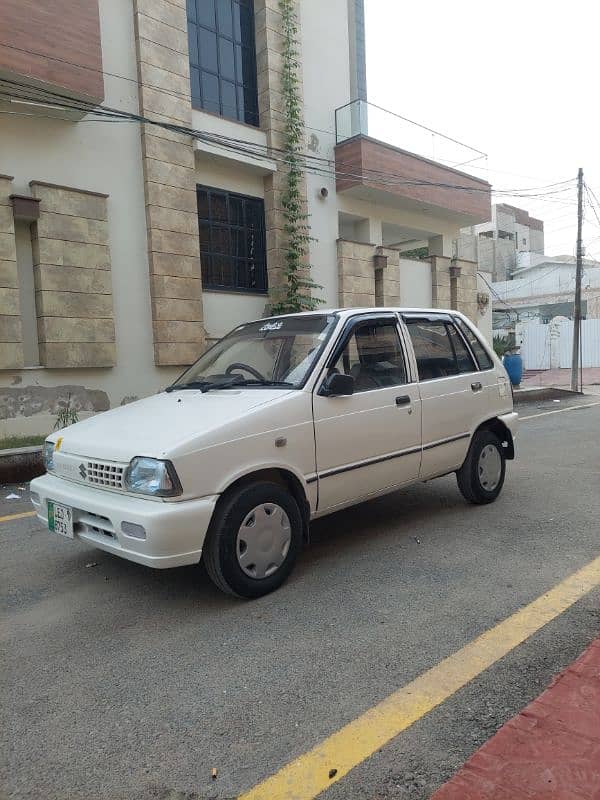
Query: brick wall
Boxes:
[
  {"xmin": 0, "ymin": 0, "xmax": 104, "ymax": 102},
  {"xmin": 335, "ymin": 136, "xmax": 491, "ymax": 222}
]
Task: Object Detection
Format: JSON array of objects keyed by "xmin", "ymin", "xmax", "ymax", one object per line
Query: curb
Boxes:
[
  {"xmin": 431, "ymin": 637, "xmax": 600, "ymax": 799},
  {"xmin": 513, "ymin": 387, "xmax": 584, "ymax": 405},
  {"xmin": 0, "ymin": 446, "xmax": 44, "ymax": 484}
]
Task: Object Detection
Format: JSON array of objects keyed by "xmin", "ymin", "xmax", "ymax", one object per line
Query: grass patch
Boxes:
[{"xmin": 0, "ymin": 434, "xmax": 46, "ymax": 451}]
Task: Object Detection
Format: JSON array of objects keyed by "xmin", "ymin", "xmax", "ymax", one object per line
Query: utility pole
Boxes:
[{"xmin": 571, "ymin": 168, "xmax": 584, "ymax": 392}]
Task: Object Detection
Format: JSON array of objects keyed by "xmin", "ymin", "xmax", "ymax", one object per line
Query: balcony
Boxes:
[{"xmin": 334, "ymin": 101, "xmax": 491, "ymax": 226}]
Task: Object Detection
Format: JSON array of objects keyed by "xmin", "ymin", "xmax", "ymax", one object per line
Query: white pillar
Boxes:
[
  {"xmin": 356, "ymin": 217, "xmax": 382, "ymax": 245},
  {"xmin": 428, "ymin": 234, "xmax": 454, "ymax": 258}
]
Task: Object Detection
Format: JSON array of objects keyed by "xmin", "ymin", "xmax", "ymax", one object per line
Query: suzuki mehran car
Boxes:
[{"xmin": 31, "ymin": 308, "xmax": 517, "ymax": 598}]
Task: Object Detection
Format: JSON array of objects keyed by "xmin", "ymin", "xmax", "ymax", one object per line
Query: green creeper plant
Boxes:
[{"xmin": 270, "ymin": 0, "xmax": 322, "ymax": 314}]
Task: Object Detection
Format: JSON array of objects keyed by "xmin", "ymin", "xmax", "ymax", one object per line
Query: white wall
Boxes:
[
  {"xmin": 518, "ymin": 317, "xmax": 600, "ymax": 369},
  {"xmin": 398, "ymin": 258, "xmax": 432, "ymax": 307},
  {"xmin": 0, "ymin": 0, "xmax": 182, "ymax": 437},
  {"xmin": 300, "ymin": 0, "xmax": 352, "ymax": 307}
]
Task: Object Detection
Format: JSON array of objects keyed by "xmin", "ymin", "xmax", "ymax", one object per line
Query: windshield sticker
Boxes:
[{"xmin": 259, "ymin": 321, "xmax": 284, "ymax": 332}]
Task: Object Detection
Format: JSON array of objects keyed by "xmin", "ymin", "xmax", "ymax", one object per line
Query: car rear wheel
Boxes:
[
  {"xmin": 202, "ymin": 481, "xmax": 303, "ymax": 598},
  {"xmin": 456, "ymin": 430, "xmax": 506, "ymax": 504}
]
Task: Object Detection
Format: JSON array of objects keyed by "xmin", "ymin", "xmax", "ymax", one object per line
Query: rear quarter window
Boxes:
[{"xmin": 455, "ymin": 318, "xmax": 494, "ymax": 370}]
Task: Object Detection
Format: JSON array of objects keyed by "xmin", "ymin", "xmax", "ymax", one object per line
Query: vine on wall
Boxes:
[{"xmin": 270, "ymin": 0, "xmax": 322, "ymax": 314}]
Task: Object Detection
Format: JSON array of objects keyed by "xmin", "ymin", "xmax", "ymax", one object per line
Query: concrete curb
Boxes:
[
  {"xmin": 513, "ymin": 387, "xmax": 584, "ymax": 405},
  {"xmin": 0, "ymin": 446, "xmax": 44, "ymax": 484},
  {"xmin": 431, "ymin": 637, "xmax": 600, "ymax": 799}
]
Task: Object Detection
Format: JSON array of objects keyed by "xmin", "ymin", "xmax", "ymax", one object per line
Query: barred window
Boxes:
[
  {"xmin": 187, "ymin": 0, "xmax": 259, "ymax": 126},
  {"xmin": 197, "ymin": 186, "xmax": 267, "ymax": 293}
]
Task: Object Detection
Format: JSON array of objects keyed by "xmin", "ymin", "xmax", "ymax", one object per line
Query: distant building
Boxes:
[
  {"xmin": 491, "ymin": 252, "xmax": 600, "ymax": 327},
  {"xmin": 458, "ymin": 204, "xmax": 545, "ymax": 281}
]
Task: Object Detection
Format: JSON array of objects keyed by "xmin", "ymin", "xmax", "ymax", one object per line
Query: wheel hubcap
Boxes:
[
  {"xmin": 236, "ymin": 503, "xmax": 291, "ymax": 579},
  {"xmin": 478, "ymin": 444, "xmax": 502, "ymax": 491}
]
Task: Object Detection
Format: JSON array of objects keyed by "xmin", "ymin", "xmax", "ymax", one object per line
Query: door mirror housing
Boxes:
[{"xmin": 321, "ymin": 372, "xmax": 355, "ymax": 397}]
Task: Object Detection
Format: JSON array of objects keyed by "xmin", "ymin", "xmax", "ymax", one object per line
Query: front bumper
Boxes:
[{"xmin": 30, "ymin": 473, "xmax": 218, "ymax": 569}]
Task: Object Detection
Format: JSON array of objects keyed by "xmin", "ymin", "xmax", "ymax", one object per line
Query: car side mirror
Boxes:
[{"xmin": 321, "ymin": 372, "xmax": 355, "ymax": 396}]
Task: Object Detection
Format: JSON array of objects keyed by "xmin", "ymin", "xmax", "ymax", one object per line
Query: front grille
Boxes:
[{"xmin": 85, "ymin": 461, "xmax": 125, "ymax": 489}]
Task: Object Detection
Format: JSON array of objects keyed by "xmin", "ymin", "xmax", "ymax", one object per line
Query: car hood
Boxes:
[{"xmin": 52, "ymin": 388, "xmax": 295, "ymax": 462}]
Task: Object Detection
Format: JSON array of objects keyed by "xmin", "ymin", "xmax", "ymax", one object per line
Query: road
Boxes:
[{"xmin": 2, "ymin": 398, "xmax": 600, "ymax": 800}]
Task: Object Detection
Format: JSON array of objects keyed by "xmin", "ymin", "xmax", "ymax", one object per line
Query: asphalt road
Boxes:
[{"xmin": 2, "ymin": 398, "xmax": 600, "ymax": 800}]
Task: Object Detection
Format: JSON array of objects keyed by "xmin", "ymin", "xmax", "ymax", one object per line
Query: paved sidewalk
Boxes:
[
  {"xmin": 431, "ymin": 637, "xmax": 600, "ymax": 800},
  {"xmin": 521, "ymin": 368, "xmax": 600, "ymax": 393}
]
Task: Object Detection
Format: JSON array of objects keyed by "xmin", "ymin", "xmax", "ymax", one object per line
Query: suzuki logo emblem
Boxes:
[{"xmin": 79, "ymin": 463, "xmax": 87, "ymax": 479}]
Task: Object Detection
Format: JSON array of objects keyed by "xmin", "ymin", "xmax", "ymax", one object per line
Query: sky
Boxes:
[{"xmin": 364, "ymin": 0, "xmax": 600, "ymax": 260}]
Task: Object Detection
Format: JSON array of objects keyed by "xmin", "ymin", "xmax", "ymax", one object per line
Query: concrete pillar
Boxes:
[
  {"xmin": 356, "ymin": 217, "xmax": 382, "ymax": 245},
  {"xmin": 428, "ymin": 234, "xmax": 454, "ymax": 258}
]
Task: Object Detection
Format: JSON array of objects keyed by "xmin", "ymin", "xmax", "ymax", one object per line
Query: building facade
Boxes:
[
  {"xmin": 492, "ymin": 253, "xmax": 600, "ymax": 327},
  {"xmin": 459, "ymin": 203, "xmax": 545, "ymax": 281},
  {"xmin": 0, "ymin": 0, "xmax": 491, "ymax": 436}
]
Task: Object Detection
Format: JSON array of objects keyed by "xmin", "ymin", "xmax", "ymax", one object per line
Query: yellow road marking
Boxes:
[
  {"xmin": 239, "ymin": 554, "xmax": 600, "ymax": 800},
  {"xmin": 0, "ymin": 510, "xmax": 36, "ymax": 524},
  {"xmin": 520, "ymin": 400, "xmax": 600, "ymax": 420}
]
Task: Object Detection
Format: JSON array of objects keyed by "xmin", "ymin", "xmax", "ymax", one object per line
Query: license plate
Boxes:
[{"xmin": 48, "ymin": 501, "xmax": 74, "ymax": 539}]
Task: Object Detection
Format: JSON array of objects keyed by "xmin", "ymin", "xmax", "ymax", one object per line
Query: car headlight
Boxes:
[
  {"xmin": 123, "ymin": 457, "xmax": 182, "ymax": 497},
  {"xmin": 43, "ymin": 440, "xmax": 55, "ymax": 471}
]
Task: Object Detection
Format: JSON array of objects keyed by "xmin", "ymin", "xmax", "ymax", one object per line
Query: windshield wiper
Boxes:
[
  {"xmin": 166, "ymin": 377, "xmax": 294, "ymax": 393},
  {"xmin": 165, "ymin": 379, "xmax": 211, "ymax": 393},
  {"xmin": 200, "ymin": 377, "xmax": 294, "ymax": 392}
]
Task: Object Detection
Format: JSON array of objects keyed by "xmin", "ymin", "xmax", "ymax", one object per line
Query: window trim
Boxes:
[
  {"xmin": 452, "ymin": 316, "xmax": 495, "ymax": 372},
  {"xmin": 404, "ymin": 315, "xmax": 472, "ymax": 383},
  {"xmin": 446, "ymin": 321, "xmax": 478, "ymax": 375},
  {"xmin": 318, "ymin": 313, "xmax": 410, "ymax": 395},
  {"xmin": 197, "ymin": 184, "xmax": 268, "ymax": 294}
]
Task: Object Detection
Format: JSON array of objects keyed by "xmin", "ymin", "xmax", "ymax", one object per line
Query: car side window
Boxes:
[
  {"xmin": 330, "ymin": 320, "xmax": 407, "ymax": 392},
  {"xmin": 406, "ymin": 319, "xmax": 475, "ymax": 380},
  {"xmin": 447, "ymin": 323, "xmax": 477, "ymax": 374},
  {"xmin": 455, "ymin": 318, "xmax": 494, "ymax": 370}
]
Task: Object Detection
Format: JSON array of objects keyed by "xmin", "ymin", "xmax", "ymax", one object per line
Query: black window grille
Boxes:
[
  {"xmin": 187, "ymin": 0, "xmax": 259, "ymax": 126},
  {"xmin": 197, "ymin": 186, "xmax": 267, "ymax": 293}
]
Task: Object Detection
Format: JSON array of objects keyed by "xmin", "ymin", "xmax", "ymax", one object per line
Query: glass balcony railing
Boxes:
[{"xmin": 335, "ymin": 100, "xmax": 488, "ymax": 179}]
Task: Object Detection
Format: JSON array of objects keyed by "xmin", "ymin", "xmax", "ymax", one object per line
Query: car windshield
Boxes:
[{"xmin": 169, "ymin": 314, "xmax": 338, "ymax": 391}]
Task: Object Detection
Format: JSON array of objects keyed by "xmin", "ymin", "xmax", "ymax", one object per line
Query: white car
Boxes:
[{"xmin": 31, "ymin": 308, "xmax": 517, "ymax": 598}]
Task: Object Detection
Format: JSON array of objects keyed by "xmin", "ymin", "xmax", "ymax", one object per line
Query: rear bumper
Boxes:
[
  {"xmin": 499, "ymin": 410, "xmax": 519, "ymax": 437},
  {"xmin": 29, "ymin": 473, "xmax": 218, "ymax": 568}
]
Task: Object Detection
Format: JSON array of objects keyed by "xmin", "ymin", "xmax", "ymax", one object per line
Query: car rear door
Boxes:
[
  {"xmin": 312, "ymin": 314, "xmax": 422, "ymax": 512},
  {"xmin": 403, "ymin": 314, "xmax": 481, "ymax": 480}
]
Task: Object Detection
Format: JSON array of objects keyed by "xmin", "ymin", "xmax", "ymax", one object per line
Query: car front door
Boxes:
[
  {"xmin": 312, "ymin": 315, "xmax": 422, "ymax": 512},
  {"xmin": 403, "ymin": 315, "xmax": 482, "ymax": 480}
]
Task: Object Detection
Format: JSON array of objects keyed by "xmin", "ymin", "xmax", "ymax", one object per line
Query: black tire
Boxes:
[
  {"xmin": 202, "ymin": 481, "xmax": 303, "ymax": 598},
  {"xmin": 456, "ymin": 430, "xmax": 506, "ymax": 505}
]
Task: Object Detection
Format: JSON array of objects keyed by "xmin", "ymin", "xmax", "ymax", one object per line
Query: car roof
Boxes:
[{"xmin": 261, "ymin": 307, "xmax": 460, "ymax": 321}]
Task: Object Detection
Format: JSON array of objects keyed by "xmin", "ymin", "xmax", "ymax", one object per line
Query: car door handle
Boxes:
[
  {"xmin": 471, "ymin": 381, "xmax": 483, "ymax": 392},
  {"xmin": 395, "ymin": 395, "xmax": 411, "ymax": 406}
]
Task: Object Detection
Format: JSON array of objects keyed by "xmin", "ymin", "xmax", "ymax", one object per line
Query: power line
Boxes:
[
  {"xmin": 0, "ymin": 74, "xmax": 581, "ymax": 205},
  {"xmin": 4, "ymin": 81, "xmax": 579, "ymax": 205}
]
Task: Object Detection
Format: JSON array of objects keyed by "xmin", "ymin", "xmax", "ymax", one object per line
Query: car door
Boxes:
[
  {"xmin": 312, "ymin": 314, "xmax": 422, "ymax": 512},
  {"xmin": 403, "ymin": 314, "xmax": 482, "ymax": 480}
]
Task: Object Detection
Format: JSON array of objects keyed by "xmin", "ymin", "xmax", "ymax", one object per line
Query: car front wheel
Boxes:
[
  {"xmin": 202, "ymin": 481, "xmax": 303, "ymax": 598},
  {"xmin": 456, "ymin": 430, "xmax": 506, "ymax": 504}
]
